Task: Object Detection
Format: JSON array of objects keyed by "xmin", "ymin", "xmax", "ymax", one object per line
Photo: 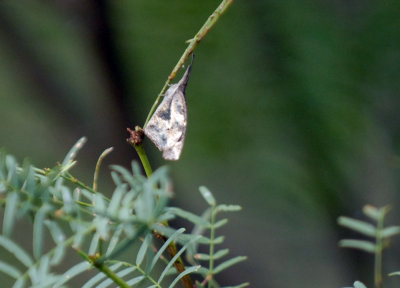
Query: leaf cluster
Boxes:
[
  {"xmin": 0, "ymin": 139, "xmax": 247, "ymax": 288},
  {"xmin": 339, "ymin": 205, "xmax": 400, "ymax": 288}
]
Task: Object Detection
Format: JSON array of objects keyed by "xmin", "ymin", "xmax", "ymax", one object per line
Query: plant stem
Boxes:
[
  {"xmin": 134, "ymin": 144, "xmax": 153, "ymax": 177},
  {"xmin": 62, "ymin": 172, "xmax": 97, "ymax": 194},
  {"xmin": 127, "ymin": 130, "xmax": 195, "ymax": 287},
  {"xmin": 94, "ymin": 261, "xmax": 131, "ymax": 288},
  {"xmin": 375, "ymin": 210, "xmax": 385, "ymax": 288},
  {"xmin": 93, "ymin": 147, "xmax": 114, "ymax": 191},
  {"xmin": 78, "ymin": 250, "xmax": 131, "ymax": 288},
  {"xmin": 156, "ymin": 232, "xmax": 195, "ymax": 288},
  {"xmin": 135, "ymin": 2, "xmax": 235, "ymax": 288},
  {"xmin": 143, "ymin": 0, "xmax": 234, "ymax": 127},
  {"xmin": 208, "ymin": 207, "xmax": 217, "ymax": 288}
]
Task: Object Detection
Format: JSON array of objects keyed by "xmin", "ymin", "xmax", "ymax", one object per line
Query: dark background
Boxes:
[{"xmin": 1, "ymin": 0, "xmax": 400, "ymax": 287}]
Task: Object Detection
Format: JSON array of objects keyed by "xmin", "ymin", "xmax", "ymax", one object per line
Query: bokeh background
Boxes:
[{"xmin": 1, "ymin": 0, "xmax": 400, "ymax": 287}]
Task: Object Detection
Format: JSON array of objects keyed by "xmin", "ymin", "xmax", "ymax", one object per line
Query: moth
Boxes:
[{"xmin": 144, "ymin": 61, "xmax": 193, "ymax": 160}]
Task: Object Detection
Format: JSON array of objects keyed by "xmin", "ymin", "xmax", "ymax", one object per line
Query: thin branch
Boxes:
[
  {"xmin": 78, "ymin": 250, "xmax": 131, "ymax": 288},
  {"xmin": 134, "ymin": 144, "xmax": 153, "ymax": 178},
  {"xmin": 127, "ymin": 127, "xmax": 153, "ymax": 177},
  {"xmin": 143, "ymin": 0, "xmax": 234, "ymax": 127},
  {"xmin": 93, "ymin": 147, "xmax": 114, "ymax": 191},
  {"xmin": 134, "ymin": 2, "xmax": 235, "ymax": 288}
]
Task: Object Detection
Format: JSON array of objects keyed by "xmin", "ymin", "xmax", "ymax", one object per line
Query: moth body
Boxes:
[{"xmin": 144, "ymin": 63, "xmax": 193, "ymax": 160}]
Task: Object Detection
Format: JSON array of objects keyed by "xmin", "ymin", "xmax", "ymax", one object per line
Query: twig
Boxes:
[
  {"xmin": 127, "ymin": 127, "xmax": 153, "ymax": 177},
  {"xmin": 143, "ymin": 0, "xmax": 234, "ymax": 127},
  {"xmin": 133, "ymin": 2, "xmax": 235, "ymax": 288},
  {"xmin": 93, "ymin": 147, "xmax": 114, "ymax": 191},
  {"xmin": 78, "ymin": 250, "xmax": 131, "ymax": 288}
]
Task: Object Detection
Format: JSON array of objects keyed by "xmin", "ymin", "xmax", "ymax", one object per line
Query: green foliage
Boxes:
[
  {"xmin": 353, "ymin": 281, "xmax": 367, "ymax": 288},
  {"xmin": 339, "ymin": 205, "xmax": 400, "ymax": 288},
  {"xmin": 0, "ymin": 139, "xmax": 247, "ymax": 287}
]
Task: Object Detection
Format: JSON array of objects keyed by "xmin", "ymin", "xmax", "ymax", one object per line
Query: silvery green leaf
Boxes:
[
  {"xmin": 381, "ymin": 226, "xmax": 400, "ymax": 238},
  {"xmin": 363, "ymin": 205, "xmax": 389, "ymax": 221},
  {"xmin": 33, "ymin": 204, "xmax": 53, "ymax": 259},
  {"xmin": 116, "ymin": 266, "xmax": 136, "ymax": 278},
  {"xmin": 353, "ymin": 281, "xmax": 367, "ymax": 288},
  {"xmin": 12, "ymin": 277, "xmax": 26, "ymax": 288},
  {"xmin": 82, "ymin": 273, "xmax": 106, "ymax": 288},
  {"xmin": 151, "ymin": 224, "xmax": 199, "ymax": 244},
  {"xmin": 22, "ymin": 165, "xmax": 36, "ymax": 194},
  {"xmin": 0, "ymin": 235, "xmax": 33, "ymax": 267},
  {"xmin": 158, "ymin": 236, "xmax": 201, "ymax": 284},
  {"xmin": 135, "ymin": 184, "xmax": 154, "ymax": 220},
  {"xmin": 44, "ymin": 220, "xmax": 66, "ymax": 244},
  {"xmin": 199, "ymin": 235, "xmax": 225, "ymax": 245},
  {"xmin": 110, "ymin": 165, "xmax": 133, "ymax": 182},
  {"xmin": 53, "ymin": 262, "xmax": 91, "ymax": 287},
  {"xmin": 199, "ymin": 186, "xmax": 216, "ymax": 206},
  {"xmin": 98, "ymin": 267, "xmax": 138, "ymax": 288},
  {"xmin": 73, "ymin": 187, "xmax": 82, "ymax": 201},
  {"xmin": 61, "ymin": 137, "xmax": 87, "ymax": 166},
  {"xmin": 150, "ymin": 228, "xmax": 186, "ymax": 271},
  {"xmin": 196, "ymin": 249, "xmax": 229, "ymax": 261},
  {"xmin": 93, "ymin": 193, "xmax": 106, "ymax": 213},
  {"xmin": 6, "ymin": 155, "xmax": 18, "ymax": 187},
  {"xmin": 82, "ymin": 263, "xmax": 122, "ymax": 288},
  {"xmin": 118, "ymin": 192, "xmax": 137, "ymax": 221},
  {"xmin": 220, "ymin": 283, "xmax": 250, "ymax": 288},
  {"xmin": 131, "ymin": 161, "xmax": 142, "ymax": 176},
  {"xmin": 61, "ymin": 187, "xmax": 74, "ymax": 214},
  {"xmin": 88, "ymin": 232, "xmax": 101, "ymax": 256},
  {"xmin": 339, "ymin": 239, "xmax": 376, "ymax": 253},
  {"xmin": 72, "ymin": 224, "xmax": 86, "ymax": 249},
  {"xmin": 0, "ymin": 260, "xmax": 21, "ymax": 279},
  {"xmin": 80, "ymin": 189, "xmax": 94, "ymax": 202},
  {"xmin": 108, "ymin": 185, "xmax": 126, "ymax": 217},
  {"xmin": 110, "ymin": 171, "xmax": 122, "ymax": 186},
  {"xmin": 148, "ymin": 166, "xmax": 169, "ymax": 189},
  {"xmin": 96, "ymin": 277, "xmax": 113, "ymax": 288},
  {"xmin": 106, "ymin": 225, "xmax": 124, "ymax": 256},
  {"xmin": 125, "ymin": 275, "xmax": 146, "ymax": 286},
  {"xmin": 168, "ymin": 207, "xmax": 210, "ymax": 227},
  {"xmin": 0, "ymin": 182, "xmax": 5, "ymax": 193},
  {"xmin": 37, "ymin": 255, "xmax": 50, "ymax": 282},
  {"xmin": 216, "ymin": 204, "xmax": 242, "ymax": 213},
  {"xmin": 136, "ymin": 234, "xmax": 152, "ymax": 266},
  {"xmin": 30, "ymin": 275, "xmax": 61, "ymax": 288},
  {"xmin": 51, "ymin": 244, "xmax": 65, "ymax": 266},
  {"xmin": 213, "ymin": 256, "xmax": 247, "ymax": 274},
  {"xmin": 338, "ymin": 216, "xmax": 376, "ymax": 237},
  {"xmin": 3, "ymin": 191, "xmax": 19, "ymax": 237},
  {"xmin": 196, "ymin": 266, "xmax": 210, "ymax": 275},
  {"xmin": 168, "ymin": 265, "xmax": 200, "ymax": 288},
  {"xmin": 214, "ymin": 218, "xmax": 229, "ymax": 229}
]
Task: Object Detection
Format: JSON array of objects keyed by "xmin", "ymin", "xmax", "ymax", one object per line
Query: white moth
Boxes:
[{"xmin": 144, "ymin": 62, "xmax": 193, "ymax": 160}]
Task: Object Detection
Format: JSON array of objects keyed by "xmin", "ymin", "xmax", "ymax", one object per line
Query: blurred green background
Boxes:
[{"xmin": 1, "ymin": 0, "xmax": 400, "ymax": 287}]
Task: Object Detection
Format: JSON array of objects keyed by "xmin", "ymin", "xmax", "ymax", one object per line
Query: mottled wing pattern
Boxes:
[
  {"xmin": 144, "ymin": 62, "xmax": 192, "ymax": 161},
  {"xmin": 144, "ymin": 85, "xmax": 187, "ymax": 160},
  {"xmin": 161, "ymin": 89, "xmax": 187, "ymax": 160}
]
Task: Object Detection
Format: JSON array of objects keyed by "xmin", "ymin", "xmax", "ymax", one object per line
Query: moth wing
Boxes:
[
  {"xmin": 144, "ymin": 86, "xmax": 187, "ymax": 160},
  {"xmin": 165, "ymin": 90, "xmax": 187, "ymax": 145},
  {"xmin": 161, "ymin": 91, "xmax": 187, "ymax": 160},
  {"xmin": 162, "ymin": 140, "xmax": 184, "ymax": 160},
  {"xmin": 144, "ymin": 94, "xmax": 174, "ymax": 151}
]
